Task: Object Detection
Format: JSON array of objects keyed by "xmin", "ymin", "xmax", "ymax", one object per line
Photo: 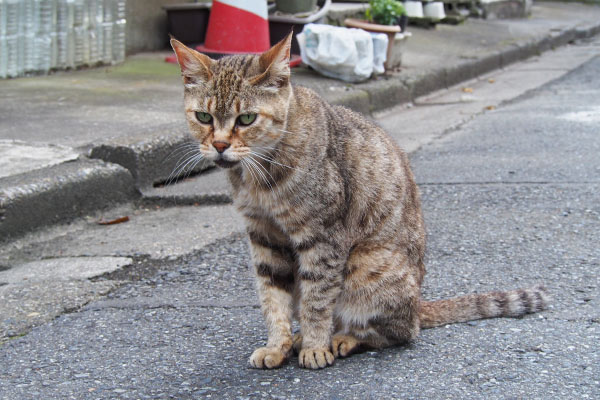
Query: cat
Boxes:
[{"xmin": 170, "ymin": 33, "xmax": 549, "ymax": 370}]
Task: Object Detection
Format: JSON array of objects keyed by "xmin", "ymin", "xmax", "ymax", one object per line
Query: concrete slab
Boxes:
[
  {"xmin": 0, "ymin": 56, "xmax": 183, "ymax": 149},
  {"xmin": 0, "ymin": 203, "xmax": 245, "ymax": 265},
  {"xmin": 0, "ymin": 257, "xmax": 133, "ymax": 284},
  {"xmin": 0, "ymin": 141, "xmax": 79, "ymax": 179},
  {"xmin": 0, "ymin": 201, "xmax": 244, "ymax": 340},
  {"xmin": 0, "ymin": 278, "xmax": 118, "ymax": 340},
  {"xmin": 0, "ymin": 255, "xmax": 130, "ymax": 338}
]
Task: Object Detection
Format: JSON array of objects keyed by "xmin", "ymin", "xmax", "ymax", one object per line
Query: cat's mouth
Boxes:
[{"xmin": 214, "ymin": 159, "xmax": 239, "ymax": 168}]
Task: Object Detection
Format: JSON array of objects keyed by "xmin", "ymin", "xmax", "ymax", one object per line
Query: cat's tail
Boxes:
[{"xmin": 418, "ymin": 285, "xmax": 550, "ymax": 329}]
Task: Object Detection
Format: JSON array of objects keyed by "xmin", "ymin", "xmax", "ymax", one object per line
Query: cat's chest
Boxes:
[{"xmin": 235, "ymin": 184, "xmax": 302, "ymax": 232}]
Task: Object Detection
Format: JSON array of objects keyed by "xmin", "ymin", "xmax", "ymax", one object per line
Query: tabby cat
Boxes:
[{"xmin": 170, "ymin": 33, "xmax": 549, "ymax": 370}]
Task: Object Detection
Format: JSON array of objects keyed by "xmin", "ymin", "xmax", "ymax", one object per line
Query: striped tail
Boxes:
[{"xmin": 418, "ymin": 285, "xmax": 550, "ymax": 329}]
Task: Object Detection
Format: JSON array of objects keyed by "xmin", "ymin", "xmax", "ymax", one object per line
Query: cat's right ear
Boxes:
[{"xmin": 170, "ymin": 38, "xmax": 213, "ymax": 87}]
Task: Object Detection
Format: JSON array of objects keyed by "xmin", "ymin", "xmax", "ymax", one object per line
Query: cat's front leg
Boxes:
[
  {"xmin": 247, "ymin": 230, "xmax": 295, "ymax": 369},
  {"xmin": 296, "ymin": 239, "xmax": 344, "ymax": 369}
]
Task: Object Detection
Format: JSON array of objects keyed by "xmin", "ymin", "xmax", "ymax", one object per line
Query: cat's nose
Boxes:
[{"xmin": 212, "ymin": 141, "xmax": 231, "ymax": 153}]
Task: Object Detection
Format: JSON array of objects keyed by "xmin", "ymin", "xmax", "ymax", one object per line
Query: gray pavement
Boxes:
[
  {"xmin": 0, "ymin": 36, "xmax": 599, "ymax": 400},
  {"xmin": 2, "ymin": 2, "xmax": 600, "ymax": 241}
]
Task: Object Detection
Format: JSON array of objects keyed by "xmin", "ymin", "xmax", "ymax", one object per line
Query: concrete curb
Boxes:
[
  {"xmin": 140, "ymin": 168, "xmax": 232, "ymax": 207},
  {"xmin": 328, "ymin": 22, "xmax": 600, "ymax": 114},
  {"xmin": 0, "ymin": 159, "xmax": 138, "ymax": 241},
  {"xmin": 89, "ymin": 126, "xmax": 214, "ymax": 189}
]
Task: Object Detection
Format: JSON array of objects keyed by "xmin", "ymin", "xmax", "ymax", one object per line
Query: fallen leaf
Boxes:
[
  {"xmin": 462, "ymin": 87, "xmax": 473, "ymax": 93},
  {"xmin": 97, "ymin": 216, "xmax": 130, "ymax": 225},
  {"xmin": 485, "ymin": 105, "xmax": 496, "ymax": 110},
  {"xmin": 488, "ymin": 78, "xmax": 496, "ymax": 83}
]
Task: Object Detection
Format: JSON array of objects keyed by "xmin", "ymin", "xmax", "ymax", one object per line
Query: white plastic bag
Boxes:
[
  {"xmin": 297, "ymin": 24, "xmax": 388, "ymax": 83},
  {"xmin": 370, "ymin": 32, "xmax": 388, "ymax": 75}
]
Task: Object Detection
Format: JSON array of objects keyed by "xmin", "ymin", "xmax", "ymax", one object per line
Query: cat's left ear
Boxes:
[
  {"xmin": 249, "ymin": 32, "xmax": 293, "ymax": 91},
  {"xmin": 170, "ymin": 37, "xmax": 213, "ymax": 87}
]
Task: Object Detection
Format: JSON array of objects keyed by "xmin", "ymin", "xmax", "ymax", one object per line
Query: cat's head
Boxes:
[{"xmin": 171, "ymin": 33, "xmax": 293, "ymax": 169}]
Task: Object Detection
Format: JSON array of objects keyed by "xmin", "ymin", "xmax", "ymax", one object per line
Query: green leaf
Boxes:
[{"xmin": 366, "ymin": 0, "xmax": 406, "ymax": 25}]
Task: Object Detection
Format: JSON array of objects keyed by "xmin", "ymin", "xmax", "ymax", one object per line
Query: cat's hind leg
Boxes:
[
  {"xmin": 331, "ymin": 324, "xmax": 394, "ymax": 358},
  {"xmin": 336, "ymin": 244, "xmax": 422, "ymax": 354},
  {"xmin": 331, "ymin": 334, "xmax": 360, "ymax": 358}
]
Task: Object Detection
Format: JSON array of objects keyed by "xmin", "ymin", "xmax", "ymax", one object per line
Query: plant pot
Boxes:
[
  {"xmin": 423, "ymin": 2, "xmax": 446, "ymax": 19},
  {"xmin": 163, "ymin": 3, "xmax": 211, "ymax": 46},
  {"xmin": 404, "ymin": 1, "xmax": 424, "ymax": 18},
  {"xmin": 275, "ymin": 0, "xmax": 318, "ymax": 14}
]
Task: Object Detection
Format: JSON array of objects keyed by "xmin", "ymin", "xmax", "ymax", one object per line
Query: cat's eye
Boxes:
[
  {"xmin": 237, "ymin": 113, "xmax": 257, "ymax": 126},
  {"xmin": 195, "ymin": 112, "xmax": 213, "ymax": 124}
]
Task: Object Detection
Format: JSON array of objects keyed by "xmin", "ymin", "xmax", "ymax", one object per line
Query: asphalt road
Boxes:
[{"xmin": 1, "ymin": 57, "xmax": 599, "ymax": 399}]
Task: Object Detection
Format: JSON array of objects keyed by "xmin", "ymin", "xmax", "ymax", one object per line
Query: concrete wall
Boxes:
[{"xmin": 126, "ymin": 0, "xmax": 188, "ymax": 54}]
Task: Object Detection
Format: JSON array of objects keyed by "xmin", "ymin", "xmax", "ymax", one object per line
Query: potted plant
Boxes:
[
  {"xmin": 365, "ymin": 0, "xmax": 408, "ymax": 32},
  {"xmin": 344, "ymin": 0, "xmax": 410, "ymax": 70}
]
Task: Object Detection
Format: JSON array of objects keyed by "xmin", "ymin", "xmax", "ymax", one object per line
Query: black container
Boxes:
[
  {"xmin": 396, "ymin": 14, "xmax": 408, "ymax": 32},
  {"xmin": 269, "ymin": 22, "xmax": 306, "ymax": 55},
  {"xmin": 163, "ymin": 3, "xmax": 211, "ymax": 46},
  {"xmin": 269, "ymin": 0, "xmax": 331, "ymax": 54}
]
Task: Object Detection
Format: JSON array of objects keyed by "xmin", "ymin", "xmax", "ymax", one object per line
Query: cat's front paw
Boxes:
[
  {"xmin": 249, "ymin": 347, "xmax": 288, "ymax": 369},
  {"xmin": 298, "ymin": 348, "xmax": 334, "ymax": 369}
]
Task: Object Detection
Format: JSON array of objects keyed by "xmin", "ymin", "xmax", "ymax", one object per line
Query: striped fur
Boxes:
[
  {"xmin": 419, "ymin": 285, "xmax": 550, "ymax": 329},
  {"xmin": 171, "ymin": 34, "xmax": 550, "ymax": 370}
]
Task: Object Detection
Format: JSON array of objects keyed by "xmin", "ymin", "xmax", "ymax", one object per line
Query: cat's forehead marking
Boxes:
[{"xmin": 210, "ymin": 55, "xmax": 256, "ymax": 118}]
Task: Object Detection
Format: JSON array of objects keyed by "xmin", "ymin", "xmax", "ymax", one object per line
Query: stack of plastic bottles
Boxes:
[{"xmin": 0, "ymin": 0, "xmax": 126, "ymax": 78}]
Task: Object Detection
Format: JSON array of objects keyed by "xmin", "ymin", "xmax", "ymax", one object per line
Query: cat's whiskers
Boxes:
[
  {"xmin": 166, "ymin": 152, "xmax": 204, "ymax": 185},
  {"xmin": 163, "ymin": 141, "xmax": 202, "ymax": 163},
  {"xmin": 245, "ymin": 156, "xmax": 272, "ymax": 188},
  {"xmin": 170, "ymin": 147, "xmax": 203, "ymax": 169},
  {"xmin": 252, "ymin": 146, "xmax": 300, "ymax": 166},
  {"xmin": 169, "ymin": 149, "xmax": 201, "ymax": 172},
  {"xmin": 166, "ymin": 155, "xmax": 196, "ymax": 185},
  {"xmin": 241, "ymin": 159, "xmax": 259, "ymax": 186},
  {"xmin": 249, "ymin": 151, "xmax": 306, "ymax": 177},
  {"xmin": 247, "ymin": 155, "xmax": 287, "ymax": 202},
  {"xmin": 168, "ymin": 141, "xmax": 202, "ymax": 161},
  {"xmin": 182, "ymin": 153, "xmax": 206, "ymax": 180},
  {"xmin": 249, "ymin": 151, "xmax": 297, "ymax": 171},
  {"xmin": 167, "ymin": 155, "xmax": 202, "ymax": 185},
  {"xmin": 245, "ymin": 156, "xmax": 274, "ymax": 193}
]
